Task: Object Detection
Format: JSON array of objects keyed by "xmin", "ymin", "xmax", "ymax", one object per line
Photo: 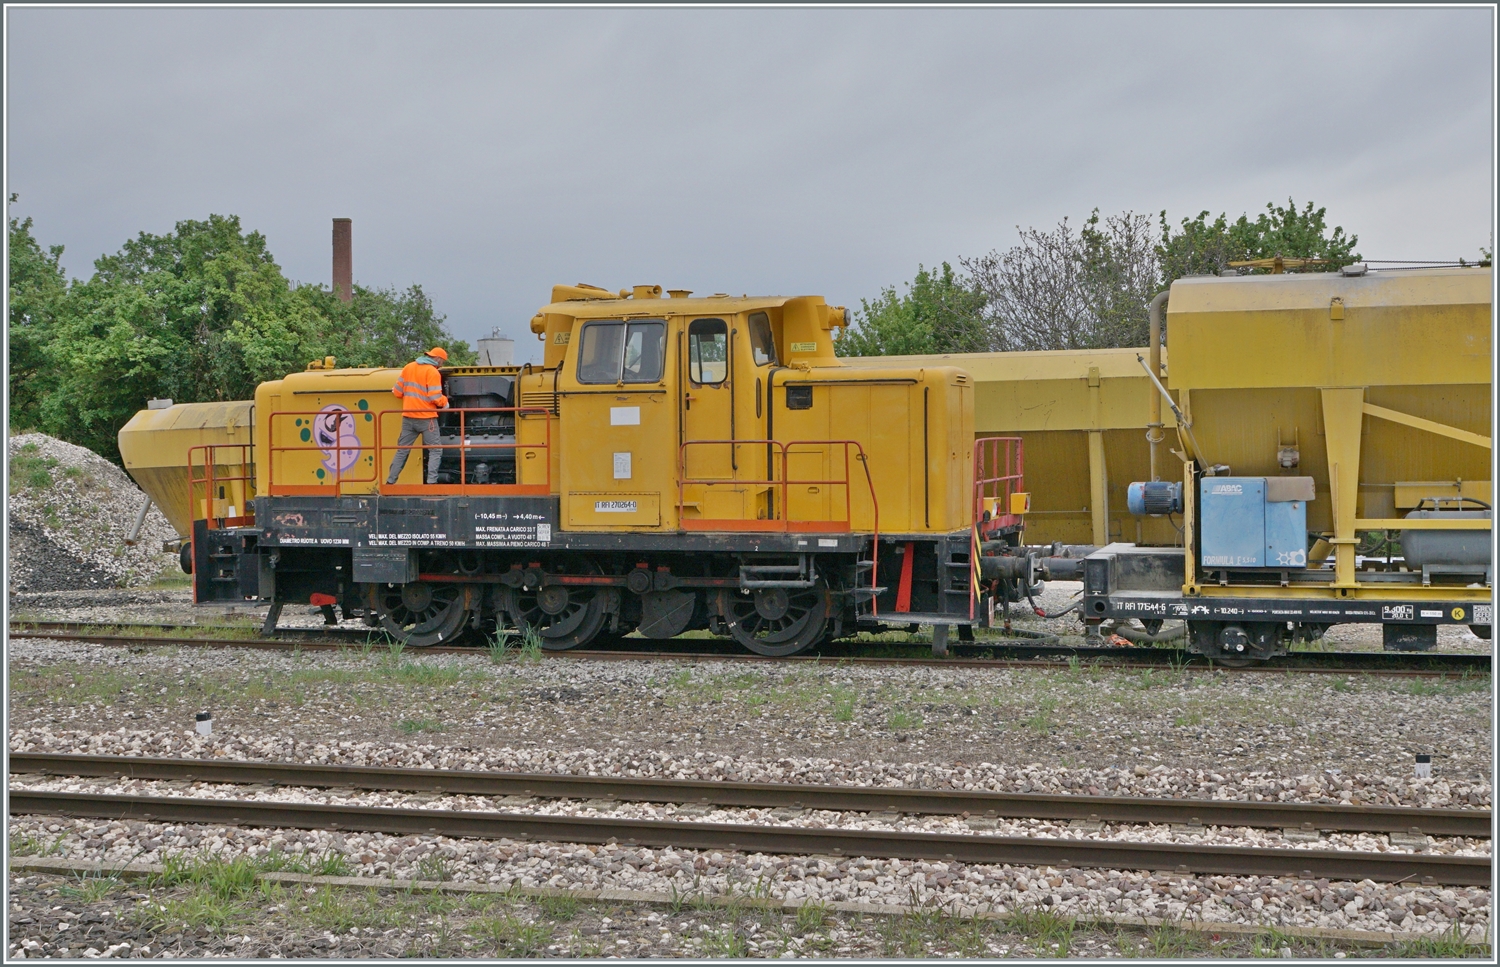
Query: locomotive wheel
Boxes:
[
  {"xmin": 503, "ymin": 570, "xmax": 607, "ymax": 651},
  {"xmin": 372, "ymin": 582, "xmax": 469, "ymax": 647},
  {"xmin": 723, "ymin": 584, "xmax": 830, "ymax": 657}
]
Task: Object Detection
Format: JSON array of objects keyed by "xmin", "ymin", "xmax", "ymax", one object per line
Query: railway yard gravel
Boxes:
[{"xmin": 6, "ymin": 625, "xmax": 1494, "ymax": 956}]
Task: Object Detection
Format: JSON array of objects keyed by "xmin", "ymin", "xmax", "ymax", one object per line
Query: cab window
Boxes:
[
  {"xmin": 748, "ymin": 312, "xmax": 778, "ymax": 367},
  {"xmin": 688, "ymin": 319, "xmax": 728, "ymax": 384},
  {"xmin": 576, "ymin": 320, "xmax": 666, "ymax": 384}
]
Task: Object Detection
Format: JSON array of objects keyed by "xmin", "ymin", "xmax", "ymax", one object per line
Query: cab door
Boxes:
[
  {"xmin": 558, "ymin": 317, "xmax": 671, "ymax": 530},
  {"xmin": 679, "ymin": 314, "xmax": 781, "ymax": 526},
  {"xmin": 680, "ymin": 318, "xmax": 741, "ymax": 522}
]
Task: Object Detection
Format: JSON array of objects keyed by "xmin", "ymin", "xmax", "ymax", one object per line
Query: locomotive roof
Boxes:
[{"xmin": 539, "ymin": 293, "xmax": 817, "ymax": 318}]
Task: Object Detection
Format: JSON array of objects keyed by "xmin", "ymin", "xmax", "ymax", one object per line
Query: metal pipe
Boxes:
[
  {"xmin": 1136, "ymin": 353, "xmax": 1208, "ymax": 466},
  {"xmin": 1147, "ymin": 290, "xmax": 1169, "ymax": 480},
  {"xmin": 123, "ymin": 496, "xmax": 152, "ymax": 546}
]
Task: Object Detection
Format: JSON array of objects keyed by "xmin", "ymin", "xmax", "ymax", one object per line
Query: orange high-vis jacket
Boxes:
[{"xmin": 392, "ymin": 359, "xmax": 448, "ymax": 417}]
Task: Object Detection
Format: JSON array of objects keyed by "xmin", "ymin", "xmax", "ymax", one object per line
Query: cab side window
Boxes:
[
  {"xmin": 688, "ymin": 319, "xmax": 728, "ymax": 384},
  {"xmin": 623, "ymin": 321, "xmax": 666, "ymax": 382},
  {"xmin": 748, "ymin": 312, "xmax": 778, "ymax": 367},
  {"xmin": 577, "ymin": 320, "xmax": 666, "ymax": 384}
]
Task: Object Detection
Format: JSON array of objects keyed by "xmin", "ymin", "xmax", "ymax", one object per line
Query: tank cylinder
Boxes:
[{"xmin": 1401, "ymin": 507, "xmax": 1492, "ymax": 569}]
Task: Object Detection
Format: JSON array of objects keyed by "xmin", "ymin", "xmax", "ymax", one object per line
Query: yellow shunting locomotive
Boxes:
[{"xmin": 182, "ymin": 284, "xmax": 1025, "ymax": 653}]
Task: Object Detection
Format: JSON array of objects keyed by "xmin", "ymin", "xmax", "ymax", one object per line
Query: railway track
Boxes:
[
  {"xmin": 11, "ymin": 753, "xmax": 1492, "ymax": 838},
  {"xmin": 9, "ymin": 788, "xmax": 1488, "ymax": 887},
  {"xmin": 8, "ymin": 621, "xmax": 1493, "ymax": 677}
]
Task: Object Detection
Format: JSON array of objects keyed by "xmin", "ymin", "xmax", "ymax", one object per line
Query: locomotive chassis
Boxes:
[{"xmin": 196, "ymin": 493, "xmax": 1000, "ymax": 653}]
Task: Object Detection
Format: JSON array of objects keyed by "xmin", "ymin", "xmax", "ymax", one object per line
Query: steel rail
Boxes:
[
  {"xmin": 7, "ymin": 624, "xmax": 1490, "ymax": 676},
  {"xmin": 10, "ymin": 754, "xmax": 1491, "ymax": 838},
  {"xmin": 9, "ymin": 790, "xmax": 1488, "ymax": 886}
]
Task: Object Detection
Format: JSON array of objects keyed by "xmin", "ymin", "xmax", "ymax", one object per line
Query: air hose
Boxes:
[{"xmin": 1025, "ymin": 586, "xmax": 1081, "ymax": 619}]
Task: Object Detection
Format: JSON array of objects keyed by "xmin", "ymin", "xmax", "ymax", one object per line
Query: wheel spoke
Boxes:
[{"xmin": 727, "ymin": 582, "xmax": 830, "ymax": 657}]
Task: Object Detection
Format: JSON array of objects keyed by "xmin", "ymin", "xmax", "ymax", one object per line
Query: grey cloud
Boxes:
[{"xmin": 7, "ymin": 7, "xmax": 1491, "ymax": 363}]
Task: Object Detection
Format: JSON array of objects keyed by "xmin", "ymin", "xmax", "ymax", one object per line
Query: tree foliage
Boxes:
[
  {"xmin": 8, "ymin": 199, "xmax": 70, "ymax": 431},
  {"xmin": 836, "ymin": 262, "xmax": 989, "ymax": 357},
  {"xmin": 849, "ymin": 199, "xmax": 1362, "ymax": 357},
  {"xmin": 964, "ymin": 210, "xmax": 1160, "ymax": 351},
  {"xmin": 1157, "ymin": 198, "xmax": 1359, "ymax": 281},
  {"xmin": 7, "ymin": 204, "xmax": 474, "ymax": 464}
]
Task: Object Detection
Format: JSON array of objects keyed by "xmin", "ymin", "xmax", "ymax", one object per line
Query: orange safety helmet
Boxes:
[{"xmin": 427, "ymin": 346, "xmax": 449, "ymax": 362}]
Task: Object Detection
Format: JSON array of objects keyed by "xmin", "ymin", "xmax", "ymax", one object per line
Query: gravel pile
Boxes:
[
  {"xmin": 7, "ymin": 811, "xmax": 1487, "ymax": 938},
  {"xmin": 7, "ymin": 434, "xmax": 178, "ymax": 592}
]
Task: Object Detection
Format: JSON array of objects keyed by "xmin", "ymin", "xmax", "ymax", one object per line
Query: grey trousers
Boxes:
[{"xmin": 387, "ymin": 416, "xmax": 441, "ymax": 484}]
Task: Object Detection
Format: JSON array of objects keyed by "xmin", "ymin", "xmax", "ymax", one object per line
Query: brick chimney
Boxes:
[{"xmin": 332, "ymin": 218, "xmax": 352, "ymax": 303}]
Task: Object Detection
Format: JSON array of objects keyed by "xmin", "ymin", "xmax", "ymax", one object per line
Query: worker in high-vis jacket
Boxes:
[{"xmin": 386, "ymin": 346, "xmax": 450, "ymax": 485}]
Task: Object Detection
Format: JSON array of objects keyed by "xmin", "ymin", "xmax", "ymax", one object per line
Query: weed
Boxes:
[
  {"xmin": 399, "ymin": 717, "xmax": 445, "ymax": 735},
  {"xmin": 8, "ymin": 830, "xmax": 64, "ymax": 856},
  {"xmin": 537, "ymin": 893, "xmax": 579, "ymax": 921},
  {"xmin": 8, "ymin": 449, "xmax": 59, "ymax": 492},
  {"xmin": 488, "ymin": 631, "xmax": 514, "ymax": 664},
  {"xmin": 795, "ymin": 900, "xmax": 830, "ymax": 933},
  {"xmin": 1144, "ymin": 923, "xmax": 1207, "ymax": 957},
  {"xmin": 416, "ymin": 854, "xmax": 452, "ymax": 882},
  {"xmin": 517, "ymin": 625, "xmax": 545, "ymax": 663},
  {"xmin": 1173, "ymin": 709, "xmax": 1204, "ymax": 727},
  {"xmin": 1390, "ymin": 922, "xmax": 1486, "ymax": 958},
  {"xmin": 1025, "ymin": 697, "xmax": 1059, "ymax": 734},
  {"xmin": 1330, "ymin": 678, "xmax": 1354, "ymax": 693},
  {"xmin": 953, "ymin": 915, "xmax": 996, "ymax": 957},
  {"xmin": 472, "ymin": 913, "xmax": 552, "ymax": 957},
  {"xmin": 1405, "ymin": 672, "xmax": 1490, "ymax": 697},
  {"xmin": 831, "ymin": 691, "xmax": 856, "ymax": 722},
  {"xmin": 56, "ymin": 872, "xmax": 123, "ymax": 903},
  {"xmin": 305, "ymin": 852, "xmax": 354, "ymax": 877},
  {"xmin": 703, "ymin": 925, "xmax": 750, "ymax": 957},
  {"xmin": 1009, "ymin": 906, "xmax": 1076, "ymax": 957},
  {"xmin": 879, "ymin": 906, "xmax": 948, "ymax": 957},
  {"xmin": 1248, "ymin": 926, "xmax": 1299, "ymax": 959},
  {"xmin": 887, "ymin": 709, "xmax": 923, "ymax": 730}
]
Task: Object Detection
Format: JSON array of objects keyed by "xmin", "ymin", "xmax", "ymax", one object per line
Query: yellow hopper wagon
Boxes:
[
  {"xmin": 1071, "ymin": 265, "xmax": 1492, "ymax": 662},
  {"xmin": 181, "ymin": 285, "xmax": 1028, "ymax": 654}
]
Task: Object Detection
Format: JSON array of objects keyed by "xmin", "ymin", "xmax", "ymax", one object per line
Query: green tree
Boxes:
[
  {"xmin": 7, "ymin": 195, "xmax": 71, "ymax": 430},
  {"xmin": 1158, "ymin": 198, "xmax": 1359, "ymax": 282},
  {"xmin": 296, "ymin": 282, "xmax": 477, "ymax": 368},
  {"xmin": 836, "ymin": 262, "xmax": 988, "ymax": 357},
  {"xmin": 27, "ymin": 212, "xmax": 473, "ymax": 464}
]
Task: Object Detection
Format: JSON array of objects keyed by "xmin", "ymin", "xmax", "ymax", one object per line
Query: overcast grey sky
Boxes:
[{"xmin": 7, "ymin": 5, "xmax": 1493, "ymax": 362}]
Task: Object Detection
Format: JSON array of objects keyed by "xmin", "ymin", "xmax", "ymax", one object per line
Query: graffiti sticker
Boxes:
[{"xmin": 314, "ymin": 405, "xmax": 362, "ymax": 475}]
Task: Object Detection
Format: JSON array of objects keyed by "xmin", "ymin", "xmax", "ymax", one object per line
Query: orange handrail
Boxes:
[
  {"xmin": 266, "ymin": 409, "xmax": 375, "ymax": 495},
  {"xmin": 678, "ymin": 438, "xmax": 880, "ymax": 612},
  {"xmin": 377, "ymin": 408, "xmax": 552, "ymax": 496},
  {"xmin": 265, "ymin": 407, "xmax": 551, "ymax": 496},
  {"xmin": 973, "ymin": 436, "xmax": 1025, "ymax": 538},
  {"xmin": 187, "ymin": 443, "xmax": 256, "ymax": 530}
]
